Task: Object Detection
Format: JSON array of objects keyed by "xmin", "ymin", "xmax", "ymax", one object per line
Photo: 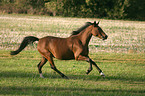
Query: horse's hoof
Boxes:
[
  {"xmin": 62, "ymin": 75, "xmax": 69, "ymax": 79},
  {"xmin": 40, "ymin": 76, "xmax": 45, "ymax": 78},
  {"xmin": 100, "ymin": 72, "xmax": 105, "ymax": 78},
  {"xmin": 40, "ymin": 73, "xmax": 45, "ymax": 78},
  {"xmin": 86, "ymin": 70, "xmax": 90, "ymax": 75}
]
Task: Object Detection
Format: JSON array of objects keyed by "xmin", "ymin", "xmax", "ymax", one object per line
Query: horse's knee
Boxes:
[
  {"xmin": 74, "ymin": 55, "xmax": 79, "ymax": 61},
  {"xmin": 75, "ymin": 55, "xmax": 90, "ymax": 62}
]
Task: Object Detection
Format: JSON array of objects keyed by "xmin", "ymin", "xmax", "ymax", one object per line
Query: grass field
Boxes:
[
  {"xmin": 0, "ymin": 50, "xmax": 145, "ymax": 96},
  {"xmin": 0, "ymin": 14, "xmax": 145, "ymax": 96}
]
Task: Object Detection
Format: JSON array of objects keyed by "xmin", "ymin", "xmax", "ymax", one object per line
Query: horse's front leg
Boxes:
[
  {"xmin": 86, "ymin": 59, "xmax": 93, "ymax": 74},
  {"xmin": 89, "ymin": 59, "xmax": 105, "ymax": 77},
  {"xmin": 37, "ymin": 57, "xmax": 48, "ymax": 78},
  {"xmin": 76, "ymin": 55, "xmax": 105, "ymax": 77},
  {"xmin": 75, "ymin": 55, "xmax": 92, "ymax": 74},
  {"xmin": 86, "ymin": 64, "xmax": 93, "ymax": 75}
]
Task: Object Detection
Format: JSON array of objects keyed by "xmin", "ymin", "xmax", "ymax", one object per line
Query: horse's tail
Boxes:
[{"xmin": 10, "ymin": 36, "xmax": 39, "ymax": 55}]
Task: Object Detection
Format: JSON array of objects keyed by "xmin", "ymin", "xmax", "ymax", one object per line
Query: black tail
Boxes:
[{"xmin": 10, "ymin": 36, "xmax": 39, "ymax": 55}]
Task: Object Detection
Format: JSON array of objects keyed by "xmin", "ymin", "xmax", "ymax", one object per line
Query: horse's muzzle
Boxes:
[{"xmin": 103, "ymin": 35, "xmax": 108, "ymax": 40}]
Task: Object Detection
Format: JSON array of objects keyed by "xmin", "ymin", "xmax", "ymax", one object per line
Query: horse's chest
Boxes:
[{"xmin": 82, "ymin": 47, "xmax": 89, "ymax": 56}]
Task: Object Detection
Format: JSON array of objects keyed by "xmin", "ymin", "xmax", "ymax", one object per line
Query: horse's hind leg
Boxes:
[
  {"xmin": 48, "ymin": 57, "xmax": 68, "ymax": 79},
  {"xmin": 40, "ymin": 51, "xmax": 68, "ymax": 79},
  {"xmin": 37, "ymin": 57, "xmax": 47, "ymax": 78}
]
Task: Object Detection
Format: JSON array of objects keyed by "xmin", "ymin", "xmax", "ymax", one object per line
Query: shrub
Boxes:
[
  {"xmin": 0, "ymin": 0, "xmax": 144, "ymax": 20},
  {"xmin": 0, "ymin": 0, "xmax": 45, "ymax": 14},
  {"xmin": 45, "ymin": 0, "xmax": 63, "ymax": 16}
]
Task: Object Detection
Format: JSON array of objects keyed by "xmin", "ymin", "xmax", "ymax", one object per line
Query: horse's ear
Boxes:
[
  {"xmin": 97, "ymin": 21, "xmax": 100, "ymax": 25},
  {"xmin": 94, "ymin": 21, "xmax": 96, "ymax": 24}
]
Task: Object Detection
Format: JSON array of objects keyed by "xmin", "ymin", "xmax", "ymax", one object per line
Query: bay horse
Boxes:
[{"xmin": 11, "ymin": 21, "xmax": 108, "ymax": 79}]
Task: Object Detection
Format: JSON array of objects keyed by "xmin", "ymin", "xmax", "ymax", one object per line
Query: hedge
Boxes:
[{"xmin": 0, "ymin": 0, "xmax": 145, "ymax": 20}]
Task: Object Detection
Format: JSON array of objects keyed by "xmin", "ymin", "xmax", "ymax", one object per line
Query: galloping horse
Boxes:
[{"xmin": 11, "ymin": 21, "xmax": 108, "ymax": 79}]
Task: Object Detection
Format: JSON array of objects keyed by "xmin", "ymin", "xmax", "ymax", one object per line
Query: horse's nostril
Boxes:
[{"xmin": 103, "ymin": 35, "xmax": 108, "ymax": 40}]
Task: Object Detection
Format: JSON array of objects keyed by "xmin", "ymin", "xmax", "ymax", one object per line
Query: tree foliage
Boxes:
[
  {"xmin": 0, "ymin": 0, "xmax": 144, "ymax": 20},
  {"xmin": 0, "ymin": 0, "xmax": 45, "ymax": 14}
]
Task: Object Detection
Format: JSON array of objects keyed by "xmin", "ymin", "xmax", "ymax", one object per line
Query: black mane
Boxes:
[{"xmin": 71, "ymin": 22, "xmax": 92, "ymax": 35}]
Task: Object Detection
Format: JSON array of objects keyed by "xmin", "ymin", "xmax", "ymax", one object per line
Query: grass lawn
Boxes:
[{"xmin": 0, "ymin": 50, "xmax": 145, "ymax": 96}]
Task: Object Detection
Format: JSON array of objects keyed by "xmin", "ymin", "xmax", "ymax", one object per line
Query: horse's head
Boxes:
[{"xmin": 91, "ymin": 21, "xmax": 108, "ymax": 40}]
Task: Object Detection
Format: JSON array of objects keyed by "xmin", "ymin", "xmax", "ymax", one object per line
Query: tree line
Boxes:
[{"xmin": 0, "ymin": 0, "xmax": 144, "ymax": 20}]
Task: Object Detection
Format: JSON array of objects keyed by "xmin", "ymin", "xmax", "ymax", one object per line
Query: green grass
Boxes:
[{"xmin": 0, "ymin": 50, "xmax": 145, "ymax": 96}]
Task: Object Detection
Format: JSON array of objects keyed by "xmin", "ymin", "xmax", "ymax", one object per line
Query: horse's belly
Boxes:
[
  {"xmin": 41, "ymin": 36, "xmax": 74, "ymax": 60},
  {"xmin": 54, "ymin": 50, "xmax": 75, "ymax": 60}
]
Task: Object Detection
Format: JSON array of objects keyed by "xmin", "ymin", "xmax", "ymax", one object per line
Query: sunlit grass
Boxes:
[{"xmin": 0, "ymin": 14, "xmax": 145, "ymax": 53}]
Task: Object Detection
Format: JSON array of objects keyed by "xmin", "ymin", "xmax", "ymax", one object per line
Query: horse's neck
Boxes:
[{"xmin": 78, "ymin": 26, "xmax": 93, "ymax": 46}]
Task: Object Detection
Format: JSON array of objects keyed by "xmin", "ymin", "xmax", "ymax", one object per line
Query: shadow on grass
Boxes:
[
  {"xmin": 0, "ymin": 70, "xmax": 144, "ymax": 82},
  {"xmin": 68, "ymin": 74, "xmax": 144, "ymax": 82},
  {"xmin": 1, "ymin": 71, "xmax": 144, "ymax": 95},
  {"xmin": 0, "ymin": 85, "xmax": 144, "ymax": 96}
]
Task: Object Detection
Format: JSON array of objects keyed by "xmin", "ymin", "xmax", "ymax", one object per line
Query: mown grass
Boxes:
[{"xmin": 0, "ymin": 50, "xmax": 145, "ymax": 96}]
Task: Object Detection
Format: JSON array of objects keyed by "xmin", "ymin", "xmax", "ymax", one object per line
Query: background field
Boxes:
[
  {"xmin": 0, "ymin": 14, "xmax": 145, "ymax": 96},
  {"xmin": 0, "ymin": 14, "xmax": 145, "ymax": 53}
]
